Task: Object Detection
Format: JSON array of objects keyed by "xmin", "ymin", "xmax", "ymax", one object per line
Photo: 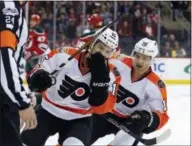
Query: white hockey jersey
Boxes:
[
  {"xmin": 32, "ymin": 48, "xmax": 121, "ymax": 120},
  {"xmin": 110, "ymin": 55, "xmax": 169, "ymax": 130}
]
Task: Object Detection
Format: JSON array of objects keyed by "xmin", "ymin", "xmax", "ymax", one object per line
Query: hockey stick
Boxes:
[
  {"xmin": 50, "ymin": 14, "xmax": 125, "ymax": 75},
  {"xmin": 102, "ymin": 114, "xmax": 171, "ymax": 146},
  {"xmin": 20, "ymin": 122, "xmax": 26, "ymax": 133}
]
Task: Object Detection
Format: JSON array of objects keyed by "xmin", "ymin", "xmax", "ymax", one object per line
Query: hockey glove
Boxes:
[
  {"xmin": 88, "ymin": 53, "xmax": 110, "ymax": 106},
  {"xmin": 123, "ymin": 110, "xmax": 153, "ymax": 134},
  {"xmin": 28, "ymin": 69, "xmax": 54, "ymax": 92}
]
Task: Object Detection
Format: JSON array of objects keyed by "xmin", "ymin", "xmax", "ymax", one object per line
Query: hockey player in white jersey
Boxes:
[
  {"xmin": 20, "ymin": 28, "xmax": 121, "ymax": 146},
  {"xmin": 89, "ymin": 38, "xmax": 169, "ymax": 146}
]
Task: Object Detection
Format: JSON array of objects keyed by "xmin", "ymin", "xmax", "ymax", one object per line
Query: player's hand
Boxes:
[
  {"xmin": 29, "ymin": 93, "xmax": 37, "ymax": 108},
  {"xmin": 19, "ymin": 106, "xmax": 37, "ymax": 130},
  {"xmin": 28, "ymin": 69, "xmax": 54, "ymax": 92},
  {"xmin": 124, "ymin": 110, "xmax": 152, "ymax": 133}
]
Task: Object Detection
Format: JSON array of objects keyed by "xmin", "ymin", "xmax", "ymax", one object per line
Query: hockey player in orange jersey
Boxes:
[
  {"xmin": 89, "ymin": 38, "xmax": 169, "ymax": 146},
  {"xmin": 20, "ymin": 28, "xmax": 121, "ymax": 146}
]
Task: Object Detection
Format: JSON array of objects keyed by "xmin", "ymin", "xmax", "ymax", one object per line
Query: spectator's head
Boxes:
[
  {"xmin": 30, "ymin": 14, "xmax": 41, "ymax": 28},
  {"xmin": 101, "ymin": 4, "xmax": 107, "ymax": 12},
  {"xmin": 41, "ymin": 13, "xmax": 47, "ymax": 20},
  {"xmin": 60, "ymin": 13, "xmax": 65, "ymax": 20},
  {"xmin": 94, "ymin": 2, "xmax": 101, "ymax": 13},
  {"xmin": 95, "ymin": 2, "xmax": 101, "ymax": 6},
  {"xmin": 60, "ymin": 34, "xmax": 65, "ymax": 41},
  {"xmin": 123, "ymin": 20, "xmax": 129, "ymax": 27},
  {"xmin": 135, "ymin": 9, "xmax": 141, "ymax": 17},
  {"xmin": 59, "ymin": 7, "xmax": 66, "ymax": 14},
  {"xmin": 169, "ymin": 34, "xmax": 175, "ymax": 41},
  {"xmin": 69, "ymin": 8, "xmax": 75, "ymax": 14},
  {"xmin": 142, "ymin": 7, "xmax": 148, "ymax": 15},
  {"xmin": 135, "ymin": 3, "xmax": 141, "ymax": 9},
  {"xmin": 174, "ymin": 41, "xmax": 180, "ymax": 50},
  {"xmin": 164, "ymin": 42, "xmax": 170, "ymax": 50},
  {"xmin": 87, "ymin": 13, "xmax": 103, "ymax": 30}
]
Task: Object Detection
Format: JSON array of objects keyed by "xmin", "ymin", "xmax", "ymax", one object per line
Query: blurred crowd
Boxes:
[{"xmin": 28, "ymin": 1, "xmax": 191, "ymax": 58}]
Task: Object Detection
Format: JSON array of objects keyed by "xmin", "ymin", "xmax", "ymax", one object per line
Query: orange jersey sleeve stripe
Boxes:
[
  {"xmin": 155, "ymin": 111, "xmax": 169, "ymax": 130},
  {"xmin": 62, "ymin": 47, "xmax": 80, "ymax": 60},
  {"xmin": 147, "ymin": 72, "xmax": 167, "ymax": 101},
  {"xmin": 121, "ymin": 56, "xmax": 133, "ymax": 68},
  {"xmin": 0, "ymin": 30, "xmax": 18, "ymax": 50},
  {"xmin": 90, "ymin": 93, "xmax": 117, "ymax": 114},
  {"xmin": 147, "ymin": 72, "xmax": 169, "ymax": 129},
  {"xmin": 47, "ymin": 49, "xmax": 59, "ymax": 58}
]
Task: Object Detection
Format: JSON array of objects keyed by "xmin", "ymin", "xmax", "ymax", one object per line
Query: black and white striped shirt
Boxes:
[{"xmin": 0, "ymin": 0, "xmax": 30, "ymax": 109}]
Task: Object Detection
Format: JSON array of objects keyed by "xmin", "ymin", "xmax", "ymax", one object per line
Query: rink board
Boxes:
[{"xmin": 152, "ymin": 58, "xmax": 191, "ymax": 84}]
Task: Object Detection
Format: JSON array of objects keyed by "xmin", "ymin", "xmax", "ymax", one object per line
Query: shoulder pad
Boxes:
[{"xmin": 81, "ymin": 30, "xmax": 96, "ymax": 38}]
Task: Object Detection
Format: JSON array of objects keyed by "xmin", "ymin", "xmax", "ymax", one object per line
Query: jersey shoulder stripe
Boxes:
[
  {"xmin": 147, "ymin": 71, "xmax": 167, "ymax": 99},
  {"xmin": 120, "ymin": 55, "xmax": 133, "ymax": 68}
]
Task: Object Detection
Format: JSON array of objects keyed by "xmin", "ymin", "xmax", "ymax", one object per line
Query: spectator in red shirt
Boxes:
[{"xmin": 118, "ymin": 20, "xmax": 132, "ymax": 36}]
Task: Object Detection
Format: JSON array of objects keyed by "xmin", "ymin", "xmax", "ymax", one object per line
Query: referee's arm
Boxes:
[{"xmin": 0, "ymin": 2, "xmax": 30, "ymax": 109}]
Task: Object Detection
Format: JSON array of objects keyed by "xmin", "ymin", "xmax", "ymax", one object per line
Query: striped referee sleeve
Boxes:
[
  {"xmin": 0, "ymin": 49, "xmax": 30, "ymax": 109},
  {"xmin": 0, "ymin": 0, "xmax": 30, "ymax": 109}
]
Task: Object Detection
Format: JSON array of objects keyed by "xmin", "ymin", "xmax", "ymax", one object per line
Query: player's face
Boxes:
[
  {"xmin": 133, "ymin": 52, "xmax": 151, "ymax": 73},
  {"xmin": 91, "ymin": 41, "xmax": 114, "ymax": 58},
  {"xmin": 30, "ymin": 20, "xmax": 37, "ymax": 28}
]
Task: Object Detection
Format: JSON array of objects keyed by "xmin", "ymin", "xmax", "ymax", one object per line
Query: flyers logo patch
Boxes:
[
  {"xmin": 113, "ymin": 67, "xmax": 120, "ymax": 77},
  {"xmin": 58, "ymin": 75, "xmax": 90, "ymax": 101},
  {"xmin": 157, "ymin": 80, "xmax": 165, "ymax": 88},
  {"xmin": 117, "ymin": 85, "xmax": 139, "ymax": 108}
]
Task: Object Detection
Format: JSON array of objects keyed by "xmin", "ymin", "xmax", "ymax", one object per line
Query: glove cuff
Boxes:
[{"xmin": 142, "ymin": 112, "xmax": 160, "ymax": 134}]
